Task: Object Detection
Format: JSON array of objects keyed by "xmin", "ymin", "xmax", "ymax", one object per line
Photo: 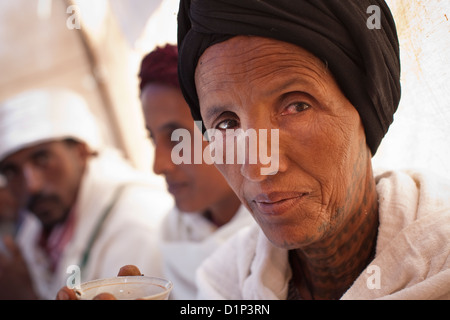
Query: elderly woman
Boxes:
[{"xmin": 177, "ymin": 0, "xmax": 450, "ymax": 299}]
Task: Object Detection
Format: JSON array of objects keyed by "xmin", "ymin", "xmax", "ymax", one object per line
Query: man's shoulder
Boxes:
[
  {"xmin": 198, "ymin": 224, "xmax": 260, "ymax": 276},
  {"xmin": 195, "ymin": 224, "xmax": 260, "ymax": 299}
]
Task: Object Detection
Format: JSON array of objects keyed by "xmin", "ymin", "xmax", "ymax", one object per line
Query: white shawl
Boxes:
[
  {"xmin": 196, "ymin": 170, "xmax": 450, "ymax": 300},
  {"xmin": 159, "ymin": 205, "xmax": 254, "ymax": 300}
]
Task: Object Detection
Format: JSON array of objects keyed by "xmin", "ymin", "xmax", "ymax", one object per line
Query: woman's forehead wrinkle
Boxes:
[
  {"xmin": 197, "ymin": 40, "xmax": 330, "ymax": 105},
  {"xmin": 203, "ymin": 104, "xmax": 230, "ymax": 122}
]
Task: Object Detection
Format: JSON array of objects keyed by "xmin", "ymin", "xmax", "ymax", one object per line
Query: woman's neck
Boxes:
[{"xmin": 290, "ymin": 161, "xmax": 379, "ymax": 300}]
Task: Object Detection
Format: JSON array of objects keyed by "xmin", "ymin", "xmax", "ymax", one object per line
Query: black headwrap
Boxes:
[{"xmin": 177, "ymin": 0, "xmax": 401, "ymax": 155}]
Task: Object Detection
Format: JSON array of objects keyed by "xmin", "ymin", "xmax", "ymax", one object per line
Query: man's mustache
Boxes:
[{"xmin": 26, "ymin": 194, "xmax": 62, "ymax": 212}]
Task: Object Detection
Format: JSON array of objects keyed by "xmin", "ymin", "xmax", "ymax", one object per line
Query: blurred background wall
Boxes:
[
  {"xmin": 0, "ymin": 0, "xmax": 449, "ymax": 183},
  {"xmin": 374, "ymin": 0, "xmax": 450, "ymax": 179},
  {"xmin": 0, "ymin": 0, "xmax": 179, "ymax": 190}
]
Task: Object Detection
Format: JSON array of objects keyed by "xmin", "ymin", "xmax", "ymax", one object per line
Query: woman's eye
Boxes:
[
  {"xmin": 216, "ymin": 119, "xmax": 239, "ymax": 130},
  {"xmin": 282, "ymin": 102, "xmax": 311, "ymax": 115}
]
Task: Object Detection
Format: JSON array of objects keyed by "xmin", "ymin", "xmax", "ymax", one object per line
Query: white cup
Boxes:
[{"xmin": 76, "ymin": 276, "xmax": 173, "ymax": 300}]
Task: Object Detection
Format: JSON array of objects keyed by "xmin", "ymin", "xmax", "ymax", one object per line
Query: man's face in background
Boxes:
[{"xmin": 0, "ymin": 140, "xmax": 88, "ymax": 230}]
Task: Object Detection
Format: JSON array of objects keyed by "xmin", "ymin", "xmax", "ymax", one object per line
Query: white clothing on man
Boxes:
[
  {"xmin": 159, "ymin": 205, "xmax": 254, "ymax": 300},
  {"xmin": 196, "ymin": 170, "xmax": 450, "ymax": 300}
]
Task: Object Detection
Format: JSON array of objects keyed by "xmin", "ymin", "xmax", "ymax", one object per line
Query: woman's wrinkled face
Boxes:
[
  {"xmin": 141, "ymin": 84, "xmax": 237, "ymax": 213},
  {"xmin": 195, "ymin": 36, "xmax": 369, "ymax": 248}
]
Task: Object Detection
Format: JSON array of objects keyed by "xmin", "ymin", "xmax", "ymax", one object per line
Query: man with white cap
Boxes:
[{"xmin": 0, "ymin": 88, "xmax": 172, "ymax": 299}]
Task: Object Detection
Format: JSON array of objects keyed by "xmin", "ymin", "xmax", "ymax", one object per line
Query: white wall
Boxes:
[{"xmin": 373, "ymin": 0, "xmax": 450, "ymax": 180}]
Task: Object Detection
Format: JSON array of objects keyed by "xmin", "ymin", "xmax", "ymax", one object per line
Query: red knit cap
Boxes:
[{"xmin": 139, "ymin": 44, "xmax": 179, "ymax": 92}]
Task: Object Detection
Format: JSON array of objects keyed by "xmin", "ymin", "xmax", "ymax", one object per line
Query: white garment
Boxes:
[
  {"xmin": 159, "ymin": 205, "xmax": 254, "ymax": 300},
  {"xmin": 17, "ymin": 148, "xmax": 173, "ymax": 299},
  {"xmin": 196, "ymin": 170, "xmax": 450, "ymax": 300},
  {"xmin": 0, "ymin": 89, "xmax": 102, "ymax": 162}
]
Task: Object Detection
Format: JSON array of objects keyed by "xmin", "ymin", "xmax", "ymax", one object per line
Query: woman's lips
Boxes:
[{"xmin": 252, "ymin": 192, "xmax": 308, "ymax": 215}]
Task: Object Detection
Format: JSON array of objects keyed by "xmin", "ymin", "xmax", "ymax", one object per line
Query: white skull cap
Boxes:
[{"xmin": 0, "ymin": 88, "xmax": 102, "ymax": 162}]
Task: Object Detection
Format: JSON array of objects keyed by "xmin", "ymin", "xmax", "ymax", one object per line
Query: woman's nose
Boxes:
[{"xmin": 237, "ymin": 128, "xmax": 283, "ymax": 181}]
